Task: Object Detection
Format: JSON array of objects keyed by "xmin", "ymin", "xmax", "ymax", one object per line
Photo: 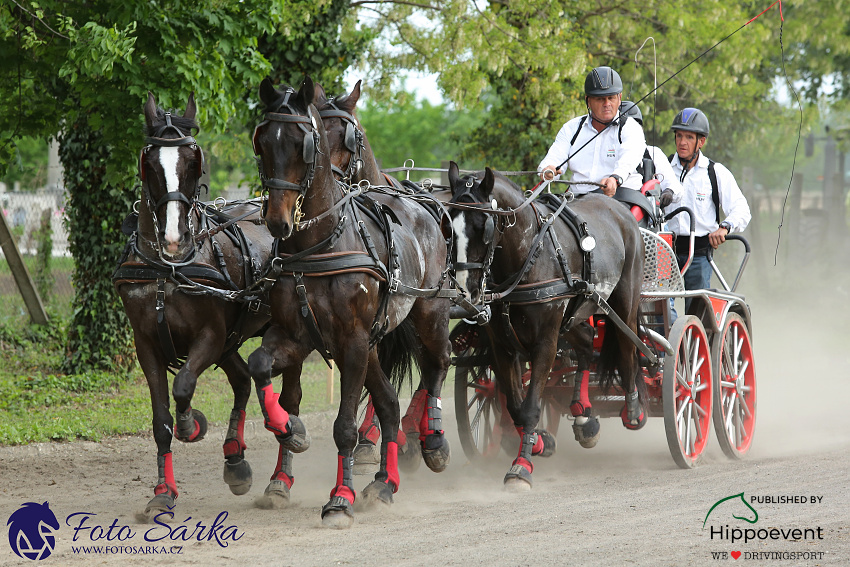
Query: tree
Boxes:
[{"xmin": 0, "ymin": 1, "xmax": 361, "ymax": 372}]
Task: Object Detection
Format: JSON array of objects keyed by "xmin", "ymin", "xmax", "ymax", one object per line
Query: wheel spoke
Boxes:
[
  {"xmin": 685, "ymin": 401, "xmax": 694, "ymax": 455},
  {"xmin": 694, "ymin": 401, "xmax": 708, "ymax": 418},
  {"xmin": 724, "ymin": 391, "xmax": 738, "ymax": 432},
  {"xmin": 676, "ymin": 395, "xmax": 691, "ymax": 421}
]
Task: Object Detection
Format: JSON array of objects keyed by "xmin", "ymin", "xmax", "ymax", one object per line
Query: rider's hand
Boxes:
[
  {"xmin": 540, "ymin": 165, "xmax": 561, "ymax": 181},
  {"xmin": 600, "ymin": 177, "xmax": 618, "ymax": 197},
  {"xmin": 659, "ymin": 189, "xmax": 674, "ymax": 208},
  {"xmin": 708, "ymin": 226, "xmax": 729, "ymax": 249}
]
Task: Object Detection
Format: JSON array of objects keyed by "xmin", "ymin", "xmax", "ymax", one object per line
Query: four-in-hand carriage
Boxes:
[{"xmin": 447, "ymin": 172, "xmax": 757, "ymax": 470}]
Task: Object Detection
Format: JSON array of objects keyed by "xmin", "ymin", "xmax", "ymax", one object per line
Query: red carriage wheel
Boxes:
[
  {"xmin": 711, "ymin": 313, "xmax": 757, "ymax": 459},
  {"xmin": 663, "ymin": 315, "xmax": 713, "ymax": 469}
]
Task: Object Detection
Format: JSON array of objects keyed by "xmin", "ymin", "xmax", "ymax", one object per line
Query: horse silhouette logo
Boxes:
[
  {"xmin": 7, "ymin": 502, "xmax": 60, "ymax": 561},
  {"xmin": 703, "ymin": 492, "xmax": 759, "ymax": 528}
]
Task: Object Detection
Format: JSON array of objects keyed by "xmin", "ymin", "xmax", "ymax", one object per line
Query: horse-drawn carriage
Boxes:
[
  {"xmin": 447, "ymin": 177, "xmax": 756, "ymax": 470},
  {"xmin": 118, "ymin": 77, "xmax": 756, "ymax": 529}
]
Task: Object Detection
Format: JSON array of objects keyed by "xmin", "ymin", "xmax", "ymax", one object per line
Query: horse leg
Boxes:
[
  {"xmin": 397, "ymin": 384, "xmax": 425, "ymax": 472},
  {"xmin": 604, "ymin": 255, "xmax": 646, "ymax": 431},
  {"xmin": 352, "ymin": 394, "xmax": 381, "ymax": 475},
  {"xmin": 360, "ymin": 349, "xmax": 401, "ymax": 507},
  {"xmin": 504, "ymin": 332, "xmax": 559, "ymax": 492},
  {"xmin": 321, "ymin": 342, "xmax": 370, "ymax": 529},
  {"xmin": 171, "ymin": 327, "xmax": 227, "ymax": 444},
  {"xmin": 246, "ymin": 325, "xmax": 311, "ymax": 453},
  {"xmin": 410, "ymin": 300, "xmax": 452, "ymax": 473},
  {"xmin": 136, "ymin": 337, "xmax": 179, "ymax": 518},
  {"xmin": 565, "ymin": 322, "xmax": 601, "ymax": 448},
  {"xmin": 217, "ymin": 353, "xmax": 254, "ymax": 496},
  {"xmin": 258, "ymin": 358, "xmax": 306, "ymax": 508}
]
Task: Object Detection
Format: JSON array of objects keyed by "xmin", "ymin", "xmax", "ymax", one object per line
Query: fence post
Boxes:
[
  {"xmin": 326, "ymin": 360, "xmax": 335, "ymax": 404},
  {"xmin": 0, "ymin": 210, "xmax": 49, "ymax": 324}
]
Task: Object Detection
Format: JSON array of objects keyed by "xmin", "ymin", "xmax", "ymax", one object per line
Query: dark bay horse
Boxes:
[
  {"xmin": 114, "ymin": 92, "xmax": 273, "ymax": 517},
  {"xmin": 447, "ymin": 163, "xmax": 645, "ymax": 490},
  {"xmin": 314, "ymin": 80, "xmax": 451, "ymax": 473},
  {"xmin": 248, "ymin": 77, "xmax": 452, "ymax": 528}
]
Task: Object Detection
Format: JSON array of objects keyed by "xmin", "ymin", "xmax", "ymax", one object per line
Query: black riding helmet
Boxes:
[
  {"xmin": 584, "ymin": 66, "xmax": 623, "ymax": 96},
  {"xmin": 671, "ymin": 108, "xmax": 710, "ymax": 137},
  {"xmin": 619, "ymin": 101, "xmax": 643, "ymax": 125}
]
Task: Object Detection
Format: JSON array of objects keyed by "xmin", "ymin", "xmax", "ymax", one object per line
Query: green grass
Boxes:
[{"xmin": 0, "ymin": 328, "xmax": 345, "ymax": 445}]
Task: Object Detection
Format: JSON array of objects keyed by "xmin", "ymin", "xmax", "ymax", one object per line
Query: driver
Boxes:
[{"xmin": 538, "ymin": 66, "xmax": 646, "ymax": 197}]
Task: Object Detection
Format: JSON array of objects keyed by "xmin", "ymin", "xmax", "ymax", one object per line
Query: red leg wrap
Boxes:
[
  {"xmin": 570, "ymin": 370, "xmax": 592, "ymax": 417},
  {"xmin": 223, "ymin": 409, "xmax": 247, "ymax": 458},
  {"xmin": 403, "ymin": 388, "xmax": 428, "ymax": 435},
  {"xmin": 329, "ymin": 455, "xmax": 356, "ymax": 503},
  {"xmin": 259, "ymin": 384, "xmax": 290, "ymax": 436},
  {"xmin": 397, "ymin": 429, "xmax": 408, "ymax": 447},
  {"xmin": 154, "ymin": 452, "xmax": 179, "ymax": 498},
  {"xmin": 418, "ymin": 395, "xmax": 444, "ymax": 443},
  {"xmin": 385, "ymin": 441, "xmax": 400, "ymax": 493},
  {"xmin": 271, "ymin": 446, "xmax": 294, "ymax": 488},
  {"xmin": 357, "ymin": 398, "xmax": 381, "ymax": 445},
  {"xmin": 515, "ymin": 426, "xmax": 545, "ymax": 455},
  {"xmin": 512, "ymin": 456, "xmax": 534, "ymax": 474}
]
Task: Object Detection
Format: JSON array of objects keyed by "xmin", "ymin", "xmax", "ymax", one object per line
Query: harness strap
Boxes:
[
  {"xmin": 155, "ymin": 278, "xmax": 183, "ymax": 371},
  {"xmin": 293, "ymin": 273, "xmax": 333, "ymax": 367}
]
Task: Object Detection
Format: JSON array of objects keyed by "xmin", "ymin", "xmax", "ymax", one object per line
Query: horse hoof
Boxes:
[
  {"xmin": 534, "ymin": 430, "xmax": 557, "ymax": 457},
  {"xmin": 398, "ymin": 437, "xmax": 422, "ymax": 473},
  {"xmin": 352, "ymin": 441, "xmax": 380, "ymax": 475},
  {"xmin": 422, "ymin": 434, "xmax": 450, "ymax": 473},
  {"xmin": 255, "ymin": 480, "xmax": 290, "ymax": 510},
  {"xmin": 275, "ymin": 415, "xmax": 311, "ymax": 453},
  {"xmin": 321, "ymin": 496, "xmax": 354, "ymax": 529},
  {"xmin": 223, "ymin": 459, "xmax": 253, "ymax": 495},
  {"xmin": 175, "ymin": 409, "xmax": 208, "ymax": 443},
  {"xmin": 360, "ymin": 480, "xmax": 394, "ymax": 508},
  {"xmin": 503, "ymin": 463, "xmax": 533, "ymax": 491},
  {"xmin": 620, "ymin": 405, "xmax": 647, "ymax": 431},
  {"xmin": 143, "ymin": 493, "xmax": 175, "ymax": 521},
  {"xmin": 572, "ymin": 416, "xmax": 601, "ymax": 448}
]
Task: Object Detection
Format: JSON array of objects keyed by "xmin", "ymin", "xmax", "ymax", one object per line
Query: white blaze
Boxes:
[
  {"xmin": 158, "ymin": 147, "xmax": 182, "ymax": 250},
  {"xmin": 452, "ymin": 213, "xmax": 469, "ymax": 292}
]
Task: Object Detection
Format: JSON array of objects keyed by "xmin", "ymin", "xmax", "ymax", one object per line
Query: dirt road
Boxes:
[{"xmin": 1, "ymin": 291, "xmax": 848, "ymax": 566}]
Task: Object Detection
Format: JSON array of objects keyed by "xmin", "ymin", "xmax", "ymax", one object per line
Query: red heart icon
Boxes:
[{"xmin": 731, "ymin": 551, "xmax": 742, "ymax": 560}]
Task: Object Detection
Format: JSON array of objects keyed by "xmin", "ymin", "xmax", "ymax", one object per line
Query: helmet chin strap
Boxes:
[{"xmin": 678, "ymin": 148, "xmax": 701, "ymax": 183}]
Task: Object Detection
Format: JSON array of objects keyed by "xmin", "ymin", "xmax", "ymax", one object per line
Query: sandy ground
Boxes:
[{"xmin": 1, "ymin": 283, "xmax": 849, "ymax": 566}]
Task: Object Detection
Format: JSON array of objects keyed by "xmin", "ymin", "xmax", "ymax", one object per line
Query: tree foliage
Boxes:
[
  {"xmin": 0, "ymin": 0, "xmax": 361, "ymax": 371},
  {"xmin": 353, "ymin": 0, "xmax": 850, "ymax": 174}
]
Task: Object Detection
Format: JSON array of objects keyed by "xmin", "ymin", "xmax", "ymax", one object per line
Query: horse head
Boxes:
[
  {"xmin": 254, "ymin": 76, "xmax": 329, "ymax": 240},
  {"xmin": 140, "ymin": 92, "xmax": 204, "ymax": 261},
  {"xmin": 448, "ymin": 161, "xmax": 501, "ymax": 305},
  {"xmin": 315, "ymin": 80, "xmax": 364, "ymax": 182}
]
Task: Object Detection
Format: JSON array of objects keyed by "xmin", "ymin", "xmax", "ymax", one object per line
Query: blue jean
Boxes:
[{"xmin": 670, "ymin": 251, "xmax": 712, "ymax": 320}]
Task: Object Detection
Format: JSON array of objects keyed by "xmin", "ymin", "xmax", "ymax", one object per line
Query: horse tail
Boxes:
[{"xmin": 377, "ymin": 318, "xmax": 421, "ymax": 395}]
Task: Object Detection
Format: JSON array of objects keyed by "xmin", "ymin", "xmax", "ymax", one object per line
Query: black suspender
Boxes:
[{"xmin": 668, "ymin": 154, "xmax": 720, "ymax": 224}]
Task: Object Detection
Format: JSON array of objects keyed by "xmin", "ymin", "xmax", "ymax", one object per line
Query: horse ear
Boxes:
[
  {"xmin": 259, "ymin": 77, "xmax": 277, "ymax": 107},
  {"xmin": 144, "ymin": 91, "xmax": 157, "ymax": 127},
  {"xmin": 335, "ymin": 80, "xmax": 362, "ymax": 113},
  {"xmin": 184, "ymin": 92, "xmax": 196, "ymax": 121},
  {"xmin": 298, "ymin": 76, "xmax": 315, "ymax": 110},
  {"xmin": 448, "ymin": 161, "xmax": 461, "ymax": 194},
  {"xmin": 313, "ymin": 82, "xmax": 327, "ymax": 105},
  {"xmin": 481, "ymin": 167, "xmax": 496, "ymax": 198}
]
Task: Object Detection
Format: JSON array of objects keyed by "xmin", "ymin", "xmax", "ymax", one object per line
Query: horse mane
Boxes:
[{"xmin": 145, "ymin": 107, "xmax": 199, "ymax": 137}]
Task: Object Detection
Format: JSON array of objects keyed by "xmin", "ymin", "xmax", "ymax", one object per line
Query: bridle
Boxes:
[
  {"xmin": 138, "ymin": 112, "xmax": 205, "ymax": 266},
  {"xmin": 318, "ymin": 99, "xmax": 364, "ymax": 182},
  {"xmin": 450, "ymin": 177, "xmax": 504, "ymax": 302},
  {"xmin": 252, "ymin": 89, "xmax": 321, "ymax": 224}
]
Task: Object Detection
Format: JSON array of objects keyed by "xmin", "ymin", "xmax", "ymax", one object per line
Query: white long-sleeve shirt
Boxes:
[
  {"xmin": 665, "ymin": 152, "xmax": 751, "ymax": 236},
  {"xmin": 538, "ymin": 113, "xmax": 647, "ymax": 195},
  {"xmin": 647, "ymin": 146, "xmax": 683, "ymax": 202}
]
